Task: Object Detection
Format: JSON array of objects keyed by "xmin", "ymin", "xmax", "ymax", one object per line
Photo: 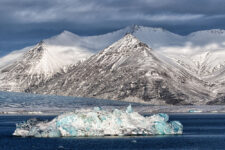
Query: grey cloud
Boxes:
[{"xmin": 0, "ymin": 0, "xmax": 225, "ymax": 55}]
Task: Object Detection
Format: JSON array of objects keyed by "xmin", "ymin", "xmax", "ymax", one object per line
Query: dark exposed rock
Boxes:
[{"xmin": 26, "ymin": 34, "xmax": 211, "ymax": 105}]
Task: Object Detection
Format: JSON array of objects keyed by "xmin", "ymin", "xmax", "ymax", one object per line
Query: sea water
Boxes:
[{"xmin": 1, "ymin": 114, "xmax": 225, "ymax": 150}]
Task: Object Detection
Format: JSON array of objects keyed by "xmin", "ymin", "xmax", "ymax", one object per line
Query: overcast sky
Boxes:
[{"xmin": 1, "ymin": 0, "xmax": 225, "ymax": 55}]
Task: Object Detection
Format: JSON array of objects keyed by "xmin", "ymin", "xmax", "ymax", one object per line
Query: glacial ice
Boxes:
[{"xmin": 13, "ymin": 105, "xmax": 183, "ymax": 137}]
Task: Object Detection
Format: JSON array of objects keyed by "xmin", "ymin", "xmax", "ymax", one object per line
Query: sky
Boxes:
[{"xmin": 1, "ymin": 0, "xmax": 225, "ymax": 56}]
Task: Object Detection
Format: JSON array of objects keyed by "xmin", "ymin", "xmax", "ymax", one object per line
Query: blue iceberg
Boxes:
[{"xmin": 13, "ymin": 105, "xmax": 183, "ymax": 137}]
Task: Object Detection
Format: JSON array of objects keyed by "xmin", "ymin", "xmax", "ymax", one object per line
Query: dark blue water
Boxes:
[{"xmin": 1, "ymin": 114, "xmax": 225, "ymax": 150}]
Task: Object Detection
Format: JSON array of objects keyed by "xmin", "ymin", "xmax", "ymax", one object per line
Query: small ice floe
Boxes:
[
  {"xmin": 13, "ymin": 105, "xmax": 183, "ymax": 137},
  {"xmin": 189, "ymin": 110, "xmax": 202, "ymax": 113}
]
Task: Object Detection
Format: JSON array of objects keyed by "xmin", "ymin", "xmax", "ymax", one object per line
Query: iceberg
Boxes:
[{"xmin": 13, "ymin": 105, "xmax": 183, "ymax": 137}]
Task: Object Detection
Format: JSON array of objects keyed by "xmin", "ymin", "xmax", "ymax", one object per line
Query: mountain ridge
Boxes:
[
  {"xmin": 26, "ymin": 34, "xmax": 212, "ymax": 105},
  {"xmin": 1, "ymin": 26, "xmax": 225, "ymax": 104}
]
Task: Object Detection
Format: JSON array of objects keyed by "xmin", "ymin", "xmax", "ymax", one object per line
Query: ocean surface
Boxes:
[{"xmin": 1, "ymin": 114, "xmax": 225, "ymax": 150}]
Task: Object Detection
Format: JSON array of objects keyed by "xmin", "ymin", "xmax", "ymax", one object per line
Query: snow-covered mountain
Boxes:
[
  {"xmin": 0, "ymin": 46, "xmax": 34, "ymax": 69},
  {"xmin": 2, "ymin": 25, "xmax": 225, "ymax": 77},
  {"xmin": 27, "ymin": 34, "xmax": 211, "ymax": 105},
  {"xmin": 1, "ymin": 25, "xmax": 225, "ymax": 104},
  {"xmin": 0, "ymin": 40, "xmax": 92, "ymax": 92},
  {"xmin": 159, "ymin": 29, "xmax": 225, "ymax": 77}
]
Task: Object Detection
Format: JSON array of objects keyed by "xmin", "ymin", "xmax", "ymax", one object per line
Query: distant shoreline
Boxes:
[{"xmin": 1, "ymin": 105, "xmax": 225, "ymax": 115}]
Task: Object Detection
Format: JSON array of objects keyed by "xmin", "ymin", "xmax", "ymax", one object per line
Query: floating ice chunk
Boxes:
[
  {"xmin": 158, "ymin": 113, "xmax": 169, "ymax": 122},
  {"xmin": 189, "ymin": 110, "xmax": 202, "ymax": 113},
  {"xmin": 13, "ymin": 106, "xmax": 183, "ymax": 137},
  {"xmin": 94, "ymin": 106, "xmax": 102, "ymax": 111},
  {"xmin": 126, "ymin": 104, "xmax": 133, "ymax": 113}
]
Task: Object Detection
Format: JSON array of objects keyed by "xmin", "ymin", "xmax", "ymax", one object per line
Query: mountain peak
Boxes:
[
  {"xmin": 188, "ymin": 29, "xmax": 225, "ymax": 37},
  {"xmin": 60, "ymin": 30, "xmax": 74, "ymax": 35},
  {"xmin": 208, "ymin": 29, "xmax": 225, "ymax": 34},
  {"xmin": 123, "ymin": 33, "xmax": 139, "ymax": 40},
  {"xmin": 125, "ymin": 25, "xmax": 166, "ymax": 35},
  {"xmin": 33, "ymin": 41, "xmax": 46, "ymax": 52},
  {"xmin": 127, "ymin": 25, "xmax": 141, "ymax": 34},
  {"xmin": 38, "ymin": 40, "xmax": 45, "ymax": 45},
  {"xmin": 52, "ymin": 30, "xmax": 79, "ymax": 40},
  {"xmin": 109, "ymin": 34, "xmax": 149, "ymax": 50},
  {"xmin": 44, "ymin": 30, "xmax": 80, "ymax": 46},
  {"xmin": 98, "ymin": 34, "xmax": 151, "ymax": 58},
  {"xmin": 122, "ymin": 33, "xmax": 149, "ymax": 47}
]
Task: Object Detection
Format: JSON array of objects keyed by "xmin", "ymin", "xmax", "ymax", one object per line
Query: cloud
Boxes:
[
  {"xmin": 108, "ymin": 13, "xmax": 205, "ymax": 22},
  {"xmin": 1, "ymin": 0, "xmax": 224, "ymax": 23},
  {"xmin": 0, "ymin": 0, "xmax": 225, "ymax": 55}
]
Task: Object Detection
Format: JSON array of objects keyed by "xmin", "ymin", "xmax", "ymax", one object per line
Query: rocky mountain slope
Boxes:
[
  {"xmin": 2, "ymin": 25, "xmax": 225, "ymax": 78},
  {"xmin": 1, "ymin": 25, "xmax": 225, "ymax": 104},
  {"xmin": 27, "ymin": 34, "xmax": 211, "ymax": 105},
  {"xmin": 0, "ymin": 41, "xmax": 92, "ymax": 92}
]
